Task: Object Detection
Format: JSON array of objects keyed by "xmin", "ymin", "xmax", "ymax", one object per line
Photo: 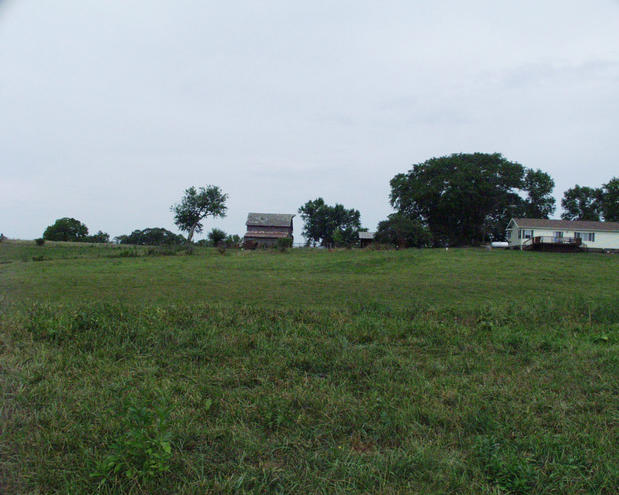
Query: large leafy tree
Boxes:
[
  {"xmin": 43, "ymin": 217, "xmax": 89, "ymax": 241},
  {"xmin": 298, "ymin": 198, "xmax": 361, "ymax": 247},
  {"xmin": 390, "ymin": 153, "xmax": 526, "ymax": 246},
  {"xmin": 598, "ymin": 177, "xmax": 619, "ymax": 222},
  {"xmin": 375, "ymin": 213, "xmax": 432, "ymax": 248},
  {"xmin": 522, "ymin": 169, "xmax": 555, "ymax": 218},
  {"xmin": 171, "ymin": 186, "xmax": 228, "ymax": 243},
  {"xmin": 560, "ymin": 185, "xmax": 601, "ymax": 221}
]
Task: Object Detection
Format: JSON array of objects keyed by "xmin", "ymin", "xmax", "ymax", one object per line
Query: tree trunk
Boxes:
[{"xmin": 187, "ymin": 225, "xmax": 196, "ymax": 244}]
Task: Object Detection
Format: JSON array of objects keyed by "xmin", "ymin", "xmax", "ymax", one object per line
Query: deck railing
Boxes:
[
  {"xmin": 521, "ymin": 236, "xmax": 583, "ymax": 249},
  {"xmin": 531, "ymin": 236, "xmax": 581, "ymax": 245}
]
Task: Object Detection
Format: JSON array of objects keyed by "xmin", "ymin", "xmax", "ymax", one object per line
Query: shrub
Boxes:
[
  {"xmin": 276, "ymin": 238, "xmax": 293, "ymax": 252},
  {"xmin": 208, "ymin": 228, "xmax": 227, "ymax": 247},
  {"xmin": 243, "ymin": 240, "xmax": 258, "ymax": 250},
  {"xmin": 35, "ymin": 238, "xmax": 45, "ymax": 246},
  {"xmin": 85, "ymin": 230, "xmax": 110, "ymax": 243}
]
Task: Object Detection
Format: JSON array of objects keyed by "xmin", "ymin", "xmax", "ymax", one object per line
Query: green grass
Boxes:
[{"xmin": 1, "ymin": 242, "xmax": 617, "ymax": 494}]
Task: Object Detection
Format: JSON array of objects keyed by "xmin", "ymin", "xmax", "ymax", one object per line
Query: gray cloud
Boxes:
[{"xmin": 1, "ymin": 0, "xmax": 618, "ymax": 240}]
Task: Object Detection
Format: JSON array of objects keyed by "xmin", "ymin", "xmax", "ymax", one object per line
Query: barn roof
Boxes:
[
  {"xmin": 246, "ymin": 213, "xmax": 295, "ymax": 227},
  {"xmin": 511, "ymin": 218, "xmax": 619, "ymax": 232}
]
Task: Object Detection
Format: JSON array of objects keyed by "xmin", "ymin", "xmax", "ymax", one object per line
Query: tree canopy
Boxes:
[
  {"xmin": 298, "ymin": 198, "xmax": 362, "ymax": 247},
  {"xmin": 560, "ymin": 178, "xmax": 618, "ymax": 222},
  {"xmin": 375, "ymin": 213, "xmax": 432, "ymax": 248},
  {"xmin": 115, "ymin": 228, "xmax": 185, "ymax": 245},
  {"xmin": 43, "ymin": 217, "xmax": 89, "ymax": 242},
  {"xmin": 598, "ymin": 177, "xmax": 619, "ymax": 222},
  {"xmin": 171, "ymin": 186, "xmax": 228, "ymax": 243},
  {"xmin": 522, "ymin": 169, "xmax": 556, "ymax": 218},
  {"xmin": 560, "ymin": 185, "xmax": 601, "ymax": 221},
  {"xmin": 389, "ymin": 153, "xmax": 553, "ymax": 246}
]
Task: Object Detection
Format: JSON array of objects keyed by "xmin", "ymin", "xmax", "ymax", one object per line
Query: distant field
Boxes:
[{"xmin": 1, "ymin": 242, "xmax": 617, "ymax": 494}]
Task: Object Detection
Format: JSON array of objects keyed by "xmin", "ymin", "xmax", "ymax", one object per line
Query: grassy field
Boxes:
[{"xmin": 1, "ymin": 241, "xmax": 618, "ymax": 494}]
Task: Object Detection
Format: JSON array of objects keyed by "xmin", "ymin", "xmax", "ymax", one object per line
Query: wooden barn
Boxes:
[{"xmin": 243, "ymin": 213, "xmax": 295, "ymax": 248}]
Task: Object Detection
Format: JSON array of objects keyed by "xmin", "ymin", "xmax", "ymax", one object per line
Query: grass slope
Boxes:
[{"xmin": 1, "ymin": 242, "xmax": 617, "ymax": 494}]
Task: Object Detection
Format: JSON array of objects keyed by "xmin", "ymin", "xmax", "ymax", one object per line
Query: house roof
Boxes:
[
  {"xmin": 358, "ymin": 231, "xmax": 375, "ymax": 240},
  {"xmin": 510, "ymin": 218, "xmax": 619, "ymax": 232},
  {"xmin": 246, "ymin": 213, "xmax": 294, "ymax": 227}
]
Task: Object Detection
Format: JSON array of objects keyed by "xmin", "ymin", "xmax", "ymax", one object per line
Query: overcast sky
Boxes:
[{"xmin": 1, "ymin": 0, "xmax": 618, "ymax": 240}]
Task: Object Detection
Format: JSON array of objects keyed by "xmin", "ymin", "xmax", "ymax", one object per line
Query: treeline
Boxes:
[
  {"xmin": 561, "ymin": 179, "xmax": 618, "ymax": 222},
  {"xmin": 36, "ymin": 153, "xmax": 617, "ymax": 248},
  {"xmin": 298, "ymin": 153, "xmax": 617, "ymax": 248}
]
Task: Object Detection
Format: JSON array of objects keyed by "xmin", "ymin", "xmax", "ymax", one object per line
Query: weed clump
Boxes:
[{"xmin": 92, "ymin": 402, "xmax": 173, "ymax": 486}]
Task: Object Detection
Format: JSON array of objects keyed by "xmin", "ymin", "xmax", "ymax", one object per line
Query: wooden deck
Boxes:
[{"xmin": 522, "ymin": 236, "xmax": 583, "ymax": 252}]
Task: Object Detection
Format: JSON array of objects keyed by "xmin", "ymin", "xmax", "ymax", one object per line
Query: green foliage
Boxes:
[
  {"xmin": 390, "ymin": 153, "xmax": 558, "ymax": 245},
  {"xmin": 375, "ymin": 213, "xmax": 432, "ymax": 248},
  {"xmin": 35, "ymin": 238, "xmax": 45, "ymax": 246},
  {"xmin": 85, "ymin": 230, "xmax": 110, "ymax": 243},
  {"xmin": 561, "ymin": 185, "xmax": 601, "ymax": 221},
  {"xmin": 43, "ymin": 217, "xmax": 89, "ymax": 241},
  {"xmin": 207, "ymin": 228, "xmax": 227, "ymax": 247},
  {"xmin": 522, "ymin": 169, "xmax": 555, "ymax": 218},
  {"xmin": 276, "ymin": 237, "xmax": 293, "ymax": 251},
  {"xmin": 93, "ymin": 401, "xmax": 173, "ymax": 485},
  {"xmin": 599, "ymin": 177, "xmax": 619, "ymax": 221},
  {"xmin": 225, "ymin": 234, "xmax": 242, "ymax": 248},
  {"xmin": 115, "ymin": 228, "xmax": 185, "ymax": 246},
  {"xmin": 298, "ymin": 197, "xmax": 362, "ymax": 247},
  {"xmin": 171, "ymin": 185, "xmax": 228, "ymax": 243}
]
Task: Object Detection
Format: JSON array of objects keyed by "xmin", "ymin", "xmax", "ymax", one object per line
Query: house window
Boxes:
[
  {"xmin": 554, "ymin": 231, "xmax": 563, "ymax": 238},
  {"xmin": 522, "ymin": 229, "xmax": 534, "ymax": 239},
  {"xmin": 575, "ymin": 232, "xmax": 595, "ymax": 242}
]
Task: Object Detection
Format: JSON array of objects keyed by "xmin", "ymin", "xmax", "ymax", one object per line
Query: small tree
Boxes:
[
  {"xmin": 298, "ymin": 198, "xmax": 362, "ymax": 247},
  {"xmin": 375, "ymin": 213, "xmax": 432, "ymax": 248},
  {"xmin": 225, "ymin": 234, "xmax": 242, "ymax": 248},
  {"xmin": 43, "ymin": 217, "xmax": 89, "ymax": 242},
  {"xmin": 207, "ymin": 228, "xmax": 227, "ymax": 247},
  {"xmin": 171, "ymin": 186, "xmax": 228, "ymax": 243}
]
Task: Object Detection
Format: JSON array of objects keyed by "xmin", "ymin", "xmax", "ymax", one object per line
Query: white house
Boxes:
[{"xmin": 506, "ymin": 218, "xmax": 619, "ymax": 252}]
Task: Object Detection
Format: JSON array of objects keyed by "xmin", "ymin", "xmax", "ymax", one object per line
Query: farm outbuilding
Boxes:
[
  {"xmin": 359, "ymin": 231, "xmax": 375, "ymax": 248},
  {"xmin": 243, "ymin": 213, "xmax": 294, "ymax": 248}
]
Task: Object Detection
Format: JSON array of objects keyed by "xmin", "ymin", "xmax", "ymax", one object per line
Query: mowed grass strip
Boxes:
[{"xmin": 0, "ymin": 244, "xmax": 618, "ymax": 494}]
